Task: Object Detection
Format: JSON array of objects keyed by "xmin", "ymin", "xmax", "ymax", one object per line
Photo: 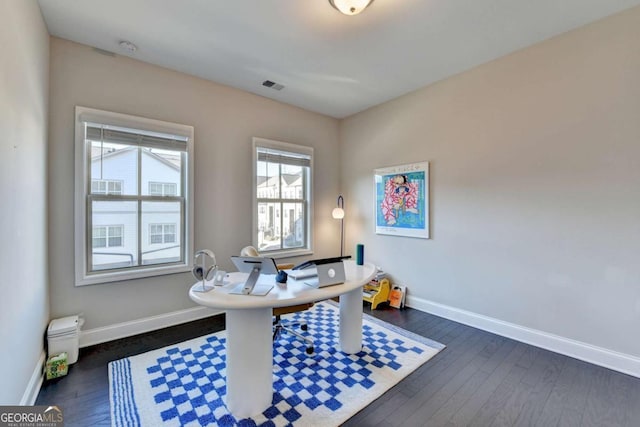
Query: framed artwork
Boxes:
[{"xmin": 374, "ymin": 161, "xmax": 429, "ymax": 239}]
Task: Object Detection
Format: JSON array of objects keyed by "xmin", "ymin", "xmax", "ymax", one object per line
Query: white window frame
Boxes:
[
  {"xmin": 252, "ymin": 137, "xmax": 313, "ymax": 258},
  {"xmin": 74, "ymin": 106, "xmax": 194, "ymax": 286}
]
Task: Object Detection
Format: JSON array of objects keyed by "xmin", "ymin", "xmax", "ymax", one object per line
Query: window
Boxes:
[
  {"xmin": 92, "ymin": 179, "xmax": 123, "ymax": 195},
  {"xmin": 149, "ymin": 223, "xmax": 176, "ymax": 244},
  {"xmin": 149, "ymin": 182, "xmax": 177, "ymax": 196},
  {"xmin": 92, "ymin": 225, "xmax": 124, "ymax": 248},
  {"xmin": 252, "ymin": 137, "xmax": 313, "ymax": 256},
  {"xmin": 75, "ymin": 106, "xmax": 194, "ymax": 285}
]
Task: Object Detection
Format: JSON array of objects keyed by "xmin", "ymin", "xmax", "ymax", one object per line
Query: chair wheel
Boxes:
[
  {"xmin": 306, "ymin": 346, "xmax": 314, "ymax": 354},
  {"xmin": 301, "ymin": 324, "xmax": 308, "ymax": 331}
]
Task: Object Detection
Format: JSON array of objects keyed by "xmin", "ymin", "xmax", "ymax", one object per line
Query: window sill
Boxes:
[
  {"xmin": 75, "ymin": 263, "xmax": 191, "ymax": 286},
  {"xmin": 259, "ymin": 249, "xmax": 313, "ymax": 261}
]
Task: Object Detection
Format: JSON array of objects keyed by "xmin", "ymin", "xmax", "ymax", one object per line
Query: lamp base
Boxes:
[{"xmin": 192, "ymin": 282, "xmax": 215, "ymax": 293}]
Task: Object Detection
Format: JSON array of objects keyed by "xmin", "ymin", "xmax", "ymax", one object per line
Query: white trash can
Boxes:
[{"xmin": 47, "ymin": 315, "xmax": 80, "ymax": 364}]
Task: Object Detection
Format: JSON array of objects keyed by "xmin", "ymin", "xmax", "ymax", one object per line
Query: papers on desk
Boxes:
[{"xmin": 284, "ymin": 267, "xmax": 318, "ymax": 280}]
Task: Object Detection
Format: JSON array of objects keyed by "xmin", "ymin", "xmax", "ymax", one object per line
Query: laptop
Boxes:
[{"xmin": 304, "ymin": 262, "xmax": 345, "ymax": 288}]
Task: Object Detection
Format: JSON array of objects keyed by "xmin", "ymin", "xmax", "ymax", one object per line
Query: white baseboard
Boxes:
[
  {"xmin": 80, "ymin": 306, "xmax": 223, "ymax": 348},
  {"xmin": 406, "ymin": 295, "xmax": 640, "ymax": 379},
  {"xmin": 20, "ymin": 351, "xmax": 45, "ymax": 405}
]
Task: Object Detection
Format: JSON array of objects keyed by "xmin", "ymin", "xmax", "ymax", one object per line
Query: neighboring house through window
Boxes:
[
  {"xmin": 149, "ymin": 182, "xmax": 177, "ymax": 196},
  {"xmin": 75, "ymin": 106, "xmax": 194, "ymax": 285},
  {"xmin": 252, "ymin": 137, "xmax": 313, "ymax": 256},
  {"xmin": 150, "ymin": 223, "xmax": 176, "ymax": 244},
  {"xmin": 92, "ymin": 225, "xmax": 124, "ymax": 248},
  {"xmin": 91, "ymin": 179, "xmax": 123, "ymax": 195}
]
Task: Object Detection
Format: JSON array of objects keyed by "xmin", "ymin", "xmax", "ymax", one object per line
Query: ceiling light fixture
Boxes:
[
  {"xmin": 329, "ymin": 0, "xmax": 374, "ymax": 16},
  {"xmin": 118, "ymin": 40, "xmax": 138, "ymax": 53}
]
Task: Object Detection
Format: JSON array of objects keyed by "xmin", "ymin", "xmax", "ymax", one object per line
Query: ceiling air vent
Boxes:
[
  {"xmin": 262, "ymin": 80, "xmax": 285, "ymax": 91},
  {"xmin": 92, "ymin": 47, "xmax": 116, "ymax": 57}
]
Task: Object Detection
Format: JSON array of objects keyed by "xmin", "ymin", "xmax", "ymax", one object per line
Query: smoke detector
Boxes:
[{"xmin": 118, "ymin": 40, "xmax": 138, "ymax": 53}]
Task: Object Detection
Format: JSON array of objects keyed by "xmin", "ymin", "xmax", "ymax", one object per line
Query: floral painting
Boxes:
[{"xmin": 375, "ymin": 162, "xmax": 429, "ymax": 238}]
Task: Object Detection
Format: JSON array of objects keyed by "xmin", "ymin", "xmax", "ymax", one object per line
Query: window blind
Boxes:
[
  {"xmin": 85, "ymin": 124, "xmax": 188, "ymax": 152},
  {"xmin": 257, "ymin": 148, "xmax": 311, "ymax": 168}
]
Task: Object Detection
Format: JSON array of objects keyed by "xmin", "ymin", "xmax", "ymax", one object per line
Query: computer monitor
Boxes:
[{"xmin": 230, "ymin": 256, "xmax": 279, "ymax": 294}]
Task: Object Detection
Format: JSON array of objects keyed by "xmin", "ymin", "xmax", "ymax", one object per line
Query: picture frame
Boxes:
[{"xmin": 374, "ymin": 161, "xmax": 429, "ymax": 239}]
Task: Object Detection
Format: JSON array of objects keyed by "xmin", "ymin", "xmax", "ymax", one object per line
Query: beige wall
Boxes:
[
  {"xmin": 14, "ymin": 2, "xmax": 640, "ymax": 397},
  {"xmin": 0, "ymin": 0, "xmax": 50, "ymax": 404},
  {"xmin": 48, "ymin": 38, "xmax": 340, "ymax": 330},
  {"xmin": 340, "ymin": 8, "xmax": 640, "ymax": 357}
]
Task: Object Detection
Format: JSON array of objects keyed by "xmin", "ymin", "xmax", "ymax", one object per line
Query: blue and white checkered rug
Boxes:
[{"xmin": 109, "ymin": 301, "xmax": 444, "ymax": 426}]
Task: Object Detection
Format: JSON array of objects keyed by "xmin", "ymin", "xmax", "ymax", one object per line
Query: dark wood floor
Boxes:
[{"xmin": 37, "ymin": 304, "xmax": 640, "ymax": 426}]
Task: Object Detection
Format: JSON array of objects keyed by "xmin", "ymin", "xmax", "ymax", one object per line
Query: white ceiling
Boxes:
[{"xmin": 37, "ymin": 0, "xmax": 640, "ymax": 118}]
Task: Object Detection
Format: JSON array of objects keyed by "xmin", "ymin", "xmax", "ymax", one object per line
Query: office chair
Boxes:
[{"xmin": 240, "ymin": 246, "xmax": 314, "ymax": 354}]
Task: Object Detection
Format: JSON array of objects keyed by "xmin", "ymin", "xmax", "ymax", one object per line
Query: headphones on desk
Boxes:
[{"xmin": 192, "ymin": 249, "xmax": 217, "ymax": 281}]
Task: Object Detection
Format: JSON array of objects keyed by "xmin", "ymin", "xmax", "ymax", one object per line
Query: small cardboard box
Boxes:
[{"xmin": 46, "ymin": 352, "xmax": 69, "ymax": 380}]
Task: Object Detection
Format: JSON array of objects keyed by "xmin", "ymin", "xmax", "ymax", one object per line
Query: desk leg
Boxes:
[
  {"xmin": 225, "ymin": 308, "xmax": 272, "ymax": 418},
  {"xmin": 339, "ymin": 287, "xmax": 363, "ymax": 354}
]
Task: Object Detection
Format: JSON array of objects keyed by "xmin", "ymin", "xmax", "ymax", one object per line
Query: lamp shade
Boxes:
[
  {"xmin": 332, "ymin": 207, "xmax": 345, "ymax": 219},
  {"xmin": 240, "ymin": 246, "xmax": 259, "ymax": 257},
  {"xmin": 329, "ymin": 0, "xmax": 374, "ymax": 15}
]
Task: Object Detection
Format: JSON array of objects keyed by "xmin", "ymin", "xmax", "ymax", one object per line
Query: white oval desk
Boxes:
[{"xmin": 189, "ymin": 260, "xmax": 376, "ymax": 419}]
